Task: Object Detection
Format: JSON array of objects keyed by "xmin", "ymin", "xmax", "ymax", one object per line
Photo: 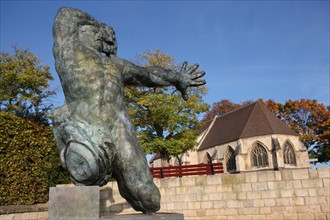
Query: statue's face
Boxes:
[
  {"xmin": 100, "ymin": 24, "xmax": 117, "ymax": 56},
  {"xmin": 78, "ymin": 24, "xmax": 117, "ymax": 56},
  {"xmin": 78, "ymin": 25, "xmax": 103, "ymax": 52}
]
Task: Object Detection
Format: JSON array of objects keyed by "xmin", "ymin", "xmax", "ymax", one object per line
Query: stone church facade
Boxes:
[{"xmin": 150, "ymin": 101, "xmax": 310, "ymax": 173}]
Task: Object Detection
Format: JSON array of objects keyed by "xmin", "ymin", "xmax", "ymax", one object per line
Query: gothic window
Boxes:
[
  {"xmin": 284, "ymin": 142, "xmax": 296, "ymax": 166},
  {"xmin": 252, "ymin": 143, "xmax": 269, "ymax": 168},
  {"xmin": 226, "ymin": 146, "xmax": 236, "ymax": 172},
  {"xmin": 206, "ymin": 150, "xmax": 218, "ymax": 164}
]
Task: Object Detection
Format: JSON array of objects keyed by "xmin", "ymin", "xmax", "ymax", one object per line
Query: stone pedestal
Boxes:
[
  {"xmin": 101, "ymin": 213, "xmax": 184, "ymax": 220},
  {"xmin": 48, "ymin": 186, "xmax": 99, "ymax": 220}
]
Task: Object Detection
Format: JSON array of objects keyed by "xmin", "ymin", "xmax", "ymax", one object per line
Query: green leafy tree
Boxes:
[
  {"xmin": 0, "ymin": 47, "xmax": 70, "ymax": 205},
  {"xmin": 125, "ymin": 49, "xmax": 209, "ymax": 164},
  {"xmin": 0, "ymin": 46, "xmax": 55, "ymax": 124}
]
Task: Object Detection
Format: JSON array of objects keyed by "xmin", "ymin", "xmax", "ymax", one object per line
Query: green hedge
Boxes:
[{"xmin": 0, "ymin": 112, "xmax": 70, "ymax": 205}]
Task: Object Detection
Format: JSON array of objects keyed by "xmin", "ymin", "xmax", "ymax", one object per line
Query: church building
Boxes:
[{"xmin": 150, "ymin": 101, "xmax": 310, "ymax": 173}]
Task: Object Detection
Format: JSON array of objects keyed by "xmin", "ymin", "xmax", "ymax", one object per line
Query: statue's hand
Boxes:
[{"xmin": 176, "ymin": 61, "xmax": 206, "ymax": 101}]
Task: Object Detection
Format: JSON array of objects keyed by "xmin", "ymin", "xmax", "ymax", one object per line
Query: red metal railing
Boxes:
[{"xmin": 150, "ymin": 163, "xmax": 223, "ymax": 178}]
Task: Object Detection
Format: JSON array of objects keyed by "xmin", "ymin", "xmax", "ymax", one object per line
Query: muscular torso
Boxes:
[{"xmin": 56, "ymin": 43, "xmax": 126, "ymax": 126}]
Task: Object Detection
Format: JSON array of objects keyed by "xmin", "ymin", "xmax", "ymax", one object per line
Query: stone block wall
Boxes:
[
  {"xmin": 101, "ymin": 168, "xmax": 329, "ymax": 220},
  {"xmin": 1, "ymin": 168, "xmax": 329, "ymax": 220}
]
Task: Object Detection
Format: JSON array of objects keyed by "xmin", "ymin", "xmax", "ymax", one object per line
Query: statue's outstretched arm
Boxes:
[{"xmin": 120, "ymin": 59, "xmax": 206, "ymax": 101}]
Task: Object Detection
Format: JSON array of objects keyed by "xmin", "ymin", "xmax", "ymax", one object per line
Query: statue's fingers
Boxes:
[
  {"xmin": 191, "ymin": 80, "xmax": 206, "ymax": 86},
  {"xmin": 191, "ymin": 71, "xmax": 205, "ymax": 80},
  {"xmin": 181, "ymin": 90, "xmax": 189, "ymax": 101},
  {"xmin": 180, "ymin": 61, "xmax": 188, "ymax": 72},
  {"xmin": 178, "ymin": 88, "xmax": 189, "ymax": 101},
  {"xmin": 188, "ymin": 64, "xmax": 199, "ymax": 74}
]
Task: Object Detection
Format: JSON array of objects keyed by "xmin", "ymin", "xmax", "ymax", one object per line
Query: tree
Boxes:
[
  {"xmin": 0, "ymin": 46, "xmax": 55, "ymax": 124},
  {"xmin": 125, "ymin": 49, "xmax": 209, "ymax": 164},
  {"xmin": 203, "ymin": 99, "xmax": 241, "ymax": 121},
  {"xmin": 203, "ymin": 99, "xmax": 254, "ymax": 121},
  {"xmin": 264, "ymin": 99, "xmax": 329, "ymax": 163},
  {"xmin": 0, "ymin": 47, "xmax": 69, "ymax": 205}
]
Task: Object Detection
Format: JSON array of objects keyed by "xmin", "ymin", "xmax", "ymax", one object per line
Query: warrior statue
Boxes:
[{"xmin": 52, "ymin": 7, "xmax": 206, "ymax": 214}]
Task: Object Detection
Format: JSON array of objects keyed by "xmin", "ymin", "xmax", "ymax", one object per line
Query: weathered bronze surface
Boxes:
[{"xmin": 52, "ymin": 7, "xmax": 205, "ymax": 214}]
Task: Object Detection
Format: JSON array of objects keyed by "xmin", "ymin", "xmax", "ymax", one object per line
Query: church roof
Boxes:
[{"xmin": 197, "ymin": 101, "xmax": 298, "ymax": 151}]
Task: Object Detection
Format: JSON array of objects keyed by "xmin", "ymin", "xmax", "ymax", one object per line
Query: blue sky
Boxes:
[{"xmin": 1, "ymin": 1, "xmax": 329, "ymax": 109}]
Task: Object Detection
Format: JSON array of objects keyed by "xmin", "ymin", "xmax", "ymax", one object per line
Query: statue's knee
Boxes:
[
  {"xmin": 138, "ymin": 184, "xmax": 161, "ymax": 214},
  {"xmin": 65, "ymin": 141, "xmax": 113, "ymax": 186}
]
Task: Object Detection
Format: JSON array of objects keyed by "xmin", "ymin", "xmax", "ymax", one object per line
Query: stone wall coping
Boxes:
[{"xmin": 0, "ymin": 203, "xmax": 48, "ymax": 215}]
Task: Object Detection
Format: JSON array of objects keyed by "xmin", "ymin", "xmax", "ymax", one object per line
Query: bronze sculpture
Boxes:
[{"xmin": 52, "ymin": 7, "xmax": 206, "ymax": 214}]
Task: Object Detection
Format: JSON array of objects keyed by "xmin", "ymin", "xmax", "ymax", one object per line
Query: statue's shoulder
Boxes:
[
  {"xmin": 55, "ymin": 7, "xmax": 83, "ymax": 18},
  {"xmin": 55, "ymin": 7, "xmax": 96, "ymax": 23}
]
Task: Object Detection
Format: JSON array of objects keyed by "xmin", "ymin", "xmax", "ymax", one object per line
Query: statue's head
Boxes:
[
  {"xmin": 100, "ymin": 23, "xmax": 118, "ymax": 56},
  {"xmin": 54, "ymin": 7, "xmax": 118, "ymax": 57},
  {"xmin": 78, "ymin": 23, "xmax": 117, "ymax": 56}
]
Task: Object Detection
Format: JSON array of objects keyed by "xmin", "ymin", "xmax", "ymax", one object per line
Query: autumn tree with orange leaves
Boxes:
[
  {"xmin": 204, "ymin": 99, "xmax": 330, "ymax": 163},
  {"xmin": 264, "ymin": 99, "xmax": 329, "ymax": 163}
]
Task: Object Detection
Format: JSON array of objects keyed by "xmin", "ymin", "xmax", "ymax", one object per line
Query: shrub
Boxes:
[{"xmin": 0, "ymin": 112, "xmax": 70, "ymax": 205}]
